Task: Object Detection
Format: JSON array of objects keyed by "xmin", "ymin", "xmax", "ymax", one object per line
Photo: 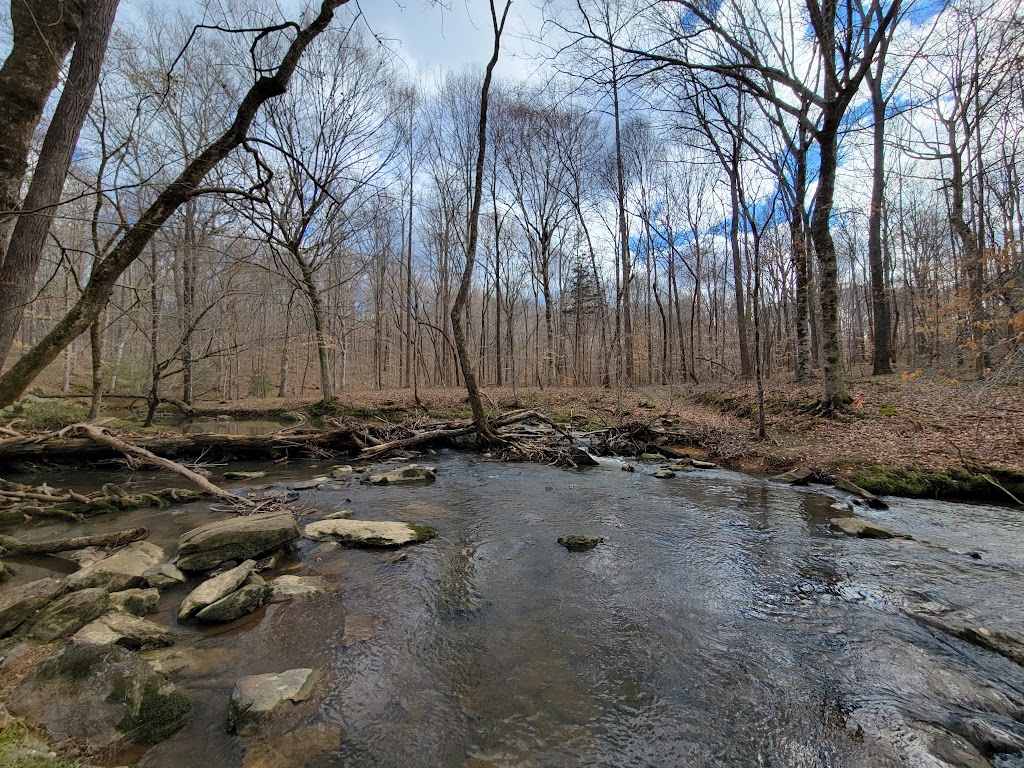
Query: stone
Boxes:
[
  {"xmin": 228, "ymin": 668, "xmax": 320, "ymax": 736},
  {"xmin": 288, "ymin": 478, "xmax": 328, "ymax": 491},
  {"xmin": 834, "ymin": 477, "xmax": 889, "ymax": 509},
  {"xmin": 830, "ymin": 516, "xmax": 909, "ymax": 540},
  {"xmin": 195, "ymin": 584, "xmax": 270, "ymax": 622},
  {"xmin": 691, "ymin": 460, "xmax": 717, "ymax": 469},
  {"xmin": 668, "ymin": 463, "xmax": 694, "ymax": 472},
  {"xmin": 0, "ymin": 578, "xmax": 64, "ymax": 637},
  {"xmin": 568, "ymin": 446, "xmax": 600, "ymax": 466},
  {"xmin": 557, "ymin": 535, "xmax": 604, "ymax": 552},
  {"xmin": 638, "ymin": 453, "xmax": 664, "ymax": 461},
  {"xmin": 322, "ymin": 510, "xmax": 353, "ymax": 520},
  {"xmin": 303, "ymin": 519, "xmax": 437, "ymax": 548},
  {"xmin": 771, "ymin": 467, "xmax": 813, "ymax": 485},
  {"xmin": 11, "ymin": 643, "xmax": 190, "ymax": 754},
  {"xmin": 268, "ymin": 576, "xmax": 327, "ymax": 603},
  {"xmin": 328, "ymin": 465, "xmax": 354, "ymax": 478},
  {"xmin": 143, "ymin": 562, "xmax": 187, "ymax": 589},
  {"xmin": 72, "ymin": 611, "xmax": 177, "ymax": 649},
  {"xmin": 241, "ymin": 723, "xmax": 343, "ymax": 768},
  {"xmin": 652, "ymin": 469, "xmax": 676, "ymax": 479},
  {"xmin": 64, "ymin": 541, "xmax": 166, "ymax": 592},
  {"xmin": 27, "ymin": 588, "xmax": 110, "ymax": 641},
  {"xmin": 223, "ymin": 471, "xmax": 267, "ymax": 481},
  {"xmin": 368, "ymin": 465, "xmax": 436, "ymax": 485},
  {"xmin": 178, "ymin": 560, "xmax": 256, "ymax": 620},
  {"xmin": 176, "ymin": 510, "xmax": 299, "ymax": 571},
  {"xmin": 109, "ymin": 587, "xmax": 160, "ymax": 616},
  {"xmin": 178, "ymin": 561, "xmax": 256, "ymax": 622}
]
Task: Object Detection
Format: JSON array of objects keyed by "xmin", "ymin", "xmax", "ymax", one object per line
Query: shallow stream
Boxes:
[{"xmin": 7, "ymin": 454, "xmax": 1024, "ymax": 767}]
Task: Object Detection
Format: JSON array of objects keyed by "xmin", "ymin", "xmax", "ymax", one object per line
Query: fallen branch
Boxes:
[
  {"xmin": 71, "ymin": 423, "xmax": 254, "ymax": 506},
  {"xmin": 0, "ymin": 526, "xmax": 149, "ymax": 555},
  {"xmin": 981, "ymin": 473, "xmax": 1024, "ymax": 507}
]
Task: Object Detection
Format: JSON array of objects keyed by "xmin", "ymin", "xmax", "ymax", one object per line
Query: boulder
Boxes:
[
  {"xmin": 288, "ymin": 478, "xmax": 327, "ymax": 491},
  {"xmin": 143, "ymin": 562, "xmax": 186, "ymax": 590},
  {"xmin": 109, "ymin": 587, "xmax": 160, "ymax": 616},
  {"xmin": 269, "ymin": 576, "xmax": 327, "ymax": 603},
  {"xmin": 0, "ymin": 577, "xmax": 64, "ymax": 637},
  {"xmin": 652, "ymin": 469, "xmax": 676, "ymax": 479},
  {"xmin": 194, "ymin": 584, "xmax": 270, "ymax": 622},
  {"xmin": 178, "ymin": 560, "xmax": 256, "ymax": 620},
  {"xmin": 558, "ymin": 535, "xmax": 604, "ymax": 552},
  {"xmin": 830, "ymin": 516, "xmax": 909, "ymax": 540},
  {"xmin": 368, "ymin": 465, "xmax": 436, "ymax": 485},
  {"xmin": 771, "ymin": 467, "xmax": 813, "ymax": 485},
  {"xmin": 227, "ymin": 668, "xmax": 319, "ymax": 736},
  {"xmin": 72, "ymin": 611, "xmax": 177, "ymax": 649},
  {"xmin": 27, "ymin": 588, "xmax": 110, "ymax": 642},
  {"xmin": 11, "ymin": 643, "xmax": 191, "ymax": 754},
  {"xmin": 328, "ymin": 465, "xmax": 354, "ymax": 478},
  {"xmin": 64, "ymin": 541, "xmax": 166, "ymax": 592},
  {"xmin": 568, "ymin": 446, "xmax": 600, "ymax": 466},
  {"xmin": 175, "ymin": 510, "xmax": 299, "ymax": 571},
  {"xmin": 303, "ymin": 519, "xmax": 437, "ymax": 548}
]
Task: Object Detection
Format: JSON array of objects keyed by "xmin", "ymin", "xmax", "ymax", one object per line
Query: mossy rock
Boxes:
[{"xmin": 0, "ymin": 719, "xmax": 79, "ymax": 768}]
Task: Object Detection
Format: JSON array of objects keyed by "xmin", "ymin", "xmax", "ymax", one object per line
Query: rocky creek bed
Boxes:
[{"xmin": 0, "ymin": 452, "xmax": 1023, "ymax": 767}]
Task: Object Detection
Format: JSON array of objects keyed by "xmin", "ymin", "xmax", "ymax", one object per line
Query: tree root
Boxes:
[{"xmin": 0, "ymin": 526, "xmax": 149, "ymax": 555}]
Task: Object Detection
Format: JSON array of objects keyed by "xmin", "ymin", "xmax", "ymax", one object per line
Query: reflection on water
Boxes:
[
  {"xmin": 178, "ymin": 418, "xmax": 286, "ymax": 436},
  {"xmin": 7, "ymin": 454, "xmax": 1024, "ymax": 767}
]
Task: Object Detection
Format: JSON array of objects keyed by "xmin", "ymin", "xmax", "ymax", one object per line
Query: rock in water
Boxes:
[
  {"xmin": 11, "ymin": 643, "xmax": 191, "ymax": 754},
  {"xmin": 303, "ymin": 519, "xmax": 437, "ymax": 548},
  {"xmin": 178, "ymin": 560, "xmax": 256, "ymax": 620},
  {"xmin": 143, "ymin": 562, "xmax": 187, "ymax": 589},
  {"xmin": 228, "ymin": 668, "xmax": 319, "ymax": 736},
  {"xmin": 770, "ymin": 467, "xmax": 813, "ymax": 485},
  {"xmin": 269, "ymin": 575, "xmax": 328, "ymax": 603},
  {"xmin": 558, "ymin": 535, "xmax": 604, "ymax": 552},
  {"xmin": 834, "ymin": 477, "xmax": 889, "ymax": 509},
  {"xmin": 176, "ymin": 510, "xmax": 299, "ymax": 571},
  {"xmin": 223, "ymin": 470, "xmax": 267, "ymax": 481},
  {"xmin": 368, "ymin": 465, "xmax": 437, "ymax": 485},
  {"xmin": 64, "ymin": 541, "xmax": 166, "ymax": 592},
  {"xmin": 0, "ymin": 577, "xmax": 64, "ymax": 637},
  {"xmin": 194, "ymin": 584, "xmax": 270, "ymax": 622},
  {"xmin": 27, "ymin": 588, "xmax": 110, "ymax": 641},
  {"xmin": 569, "ymin": 446, "xmax": 600, "ymax": 466},
  {"xmin": 652, "ymin": 469, "xmax": 676, "ymax": 479},
  {"xmin": 109, "ymin": 587, "xmax": 160, "ymax": 616},
  {"xmin": 691, "ymin": 460, "xmax": 717, "ymax": 469},
  {"xmin": 830, "ymin": 516, "xmax": 910, "ymax": 540},
  {"xmin": 72, "ymin": 611, "xmax": 177, "ymax": 649}
]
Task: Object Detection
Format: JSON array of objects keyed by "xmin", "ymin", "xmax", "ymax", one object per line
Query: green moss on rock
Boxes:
[{"xmin": 852, "ymin": 465, "xmax": 1024, "ymax": 503}]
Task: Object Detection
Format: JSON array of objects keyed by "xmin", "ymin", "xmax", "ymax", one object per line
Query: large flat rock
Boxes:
[
  {"xmin": 64, "ymin": 541, "xmax": 166, "ymax": 592},
  {"xmin": 368, "ymin": 465, "xmax": 436, "ymax": 485},
  {"xmin": 830, "ymin": 516, "xmax": 910, "ymax": 540},
  {"xmin": 28, "ymin": 588, "xmax": 110, "ymax": 641},
  {"xmin": 72, "ymin": 611, "xmax": 177, "ymax": 649},
  {"xmin": 228, "ymin": 668, "xmax": 319, "ymax": 735},
  {"xmin": 178, "ymin": 560, "xmax": 256, "ymax": 620},
  {"xmin": 176, "ymin": 510, "xmax": 299, "ymax": 572},
  {"xmin": 303, "ymin": 519, "xmax": 436, "ymax": 548}
]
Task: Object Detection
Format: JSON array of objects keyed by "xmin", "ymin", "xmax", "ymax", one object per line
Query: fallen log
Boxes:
[
  {"xmin": 71, "ymin": 424, "xmax": 252, "ymax": 506},
  {"xmin": 0, "ymin": 526, "xmax": 149, "ymax": 555}
]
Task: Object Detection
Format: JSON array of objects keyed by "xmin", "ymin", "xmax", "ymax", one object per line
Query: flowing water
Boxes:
[{"xmin": 6, "ymin": 454, "xmax": 1024, "ymax": 767}]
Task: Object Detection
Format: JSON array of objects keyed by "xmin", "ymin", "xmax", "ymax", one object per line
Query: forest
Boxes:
[{"xmin": 0, "ymin": 0, "xmax": 1021, "ymax": 420}]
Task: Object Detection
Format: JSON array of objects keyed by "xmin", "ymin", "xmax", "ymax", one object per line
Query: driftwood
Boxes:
[
  {"xmin": 0, "ymin": 526, "xmax": 148, "ymax": 555},
  {"xmin": 71, "ymin": 424, "xmax": 253, "ymax": 506}
]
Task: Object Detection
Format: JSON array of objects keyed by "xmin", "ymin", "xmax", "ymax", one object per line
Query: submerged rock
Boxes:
[
  {"xmin": 228, "ymin": 668, "xmax": 319, "ymax": 736},
  {"xmin": 0, "ymin": 577, "xmax": 64, "ymax": 637},
  {"xmin": 288, "ymin": 477, "xmax": 328, "ymax": 490},
  {"xmin": 12, "ymin": 643, "xmax": 191, "ymax": 753},
  {"xmin": 908, "ymin": 610, "xmax": 1024, "ymax": 667},
  {"xmin": 195, "ymin": 584, "xmax": 270, "ymax": 622},
  {"xmin": 303, "ymin": 519, "xmax": 437, "ymax": 548},
  {"xmin": 771, "ymin": 467, "xmax": 814, "ymax": 485},
  {"xmin": 27, "ymin": 588, "xmax": 109, "ymax": 641},
  {"xmin": 223, "ymin": 471, "xmax": 267, "ymax": 481},
  {"xmin": 72, "ymin": 611, "xmax": 177, "ymax": 649},
  {"xmin": 830, "ymin": 516, "xmax": 909, "ymax": 540},
  {"xmin": 176, "ymin": 510, "xmax": 299, "ymax": 571},
  {"xmin": 178, "ymin": 560, "xmax": 256, "ymax": 620},
  {"xmin": 368, "ymin": 465, "xmax": 437, "ymax": 485},
  {"xmin": 558, "ymin": 535, "xmax": 604, "ymax": 552},
  {"xmin": 64, "ymin": 541, "xmax": 166, "ymax": 592}
]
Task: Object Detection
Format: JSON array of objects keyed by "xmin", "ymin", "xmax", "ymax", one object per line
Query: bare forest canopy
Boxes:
[{"xmin": 0, "ymin": 0, "xmax": 1021, "ymax": 416}]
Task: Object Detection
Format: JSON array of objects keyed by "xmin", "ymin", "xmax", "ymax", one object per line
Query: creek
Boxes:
[{"xmin": 6, "ymin": 453, "xmax": 1024, "ymax": 767}]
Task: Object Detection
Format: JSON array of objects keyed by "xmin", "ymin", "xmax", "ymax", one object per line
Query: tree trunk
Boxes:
[{"xmin": 867, "ymin": 75, "xmax": 894, "ymax": 375}]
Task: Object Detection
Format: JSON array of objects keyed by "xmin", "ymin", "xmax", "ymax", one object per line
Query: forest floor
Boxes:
[{"xmin": 184, "ymin": 370, "xmax": 1023, "ymax": 502}]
